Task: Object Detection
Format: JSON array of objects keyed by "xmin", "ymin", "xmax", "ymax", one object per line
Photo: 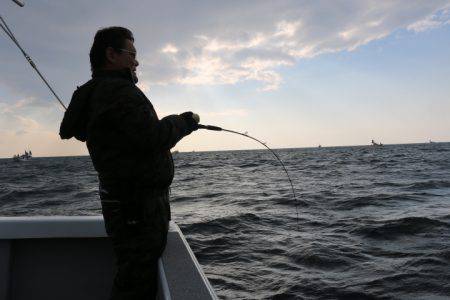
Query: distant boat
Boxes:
[
  {"xmin": 429, "ymin": 139, "xmax": 435, "ymax": 144},
  {"xmin": 12, "ymin": 150, "xmax": 32, "ymax": 162},
  {"xmin": 318, "ymin": 144, "xmax": 322, "ymax": 148},
  {"xmin": 371, "ymin": 140, "xmax": 383, "ymax": 147}
]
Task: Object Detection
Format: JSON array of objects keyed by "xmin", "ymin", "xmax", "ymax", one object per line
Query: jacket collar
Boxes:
[{"xmin": 92, "ymin": 68, "xmax": 134, "ymax": 82}]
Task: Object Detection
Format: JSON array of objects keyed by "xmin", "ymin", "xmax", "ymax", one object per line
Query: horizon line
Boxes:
[{"xmin": 1, "ymin": 141, "xmax": 448, "ymax": 160}]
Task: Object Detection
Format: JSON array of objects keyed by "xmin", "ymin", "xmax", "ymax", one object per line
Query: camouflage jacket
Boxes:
[{"xmin": 60, "ymin": 69, "xmax": 192, "ymax": 188}]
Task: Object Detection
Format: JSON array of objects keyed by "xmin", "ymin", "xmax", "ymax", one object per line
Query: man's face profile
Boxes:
[{"xmin": 105, "ymin": 39, "xmax": 139, "ymax": 82}]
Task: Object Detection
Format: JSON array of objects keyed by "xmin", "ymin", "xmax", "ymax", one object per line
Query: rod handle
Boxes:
[{"xmin": 198, "ymin": 124, "xmax": 223, "ymax": 131}]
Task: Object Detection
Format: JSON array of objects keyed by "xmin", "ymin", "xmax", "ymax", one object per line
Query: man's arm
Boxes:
[{"xmin": 102, "ymin": 86, "xmax": 197, "ymax": 152}]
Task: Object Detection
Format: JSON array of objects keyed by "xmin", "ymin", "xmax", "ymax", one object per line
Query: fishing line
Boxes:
[
  {"xmin": 1, "ymin": 12, "xmax": 300, "ymax": 230},
  {"xmin": 0, "ymin": 15, "xmax": 67, "ymax": 110},
  {"xmin": 198, "ymin": 124, "xmax": 300, "ymax": 230}
]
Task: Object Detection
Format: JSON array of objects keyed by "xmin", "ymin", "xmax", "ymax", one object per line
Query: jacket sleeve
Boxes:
[
  {"xmin": 100, "ymin": 85, "xmax": 192, "ymax": 152},
  {"xmin": 59, "ymin": 80, "xmax": 96, "ymax": 141}
]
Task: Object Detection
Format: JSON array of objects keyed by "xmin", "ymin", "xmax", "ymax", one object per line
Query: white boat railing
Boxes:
[{"xmin": 0, "ymin": 216, "xmax": 217, "ymax": 300}]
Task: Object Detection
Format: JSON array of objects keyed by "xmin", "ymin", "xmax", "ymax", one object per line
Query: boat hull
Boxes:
[{"xmin": 0, "ymin": 216, "xmax": 217, "ymax": 300}]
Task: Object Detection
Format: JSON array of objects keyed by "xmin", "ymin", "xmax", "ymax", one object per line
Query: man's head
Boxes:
[{"xmin": 89, "ymin": 27, "xmax": 139, "ymax": 82}]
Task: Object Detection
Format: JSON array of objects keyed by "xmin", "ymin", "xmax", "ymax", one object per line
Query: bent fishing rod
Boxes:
[
  {"xmin": 199, "ymin": 125, "xmax": 300, "ymax": 229},
  {"xmin": 1, "ymin": 13, "xmax": 300, "ymax": 230}
]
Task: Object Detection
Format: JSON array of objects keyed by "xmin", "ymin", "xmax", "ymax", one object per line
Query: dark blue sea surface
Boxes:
[{"xmin": 1, "ymin": 143, "xmax": 450, "ymax": 299}]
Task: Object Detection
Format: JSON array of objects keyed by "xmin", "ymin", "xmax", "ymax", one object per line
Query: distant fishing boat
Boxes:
[
  {"xmin": 13, "ymin": 150, "xmax": 32, "ymax": 162},
  {"xmin": 371, "ymin": 140, "xmax": 383, "ymax": 147},
  {"xmin": 429, "ymin": 139, "xmax": 435, "ymax": 144}
]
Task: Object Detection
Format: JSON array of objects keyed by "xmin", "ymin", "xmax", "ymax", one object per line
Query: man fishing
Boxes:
[{"xmin": 59, "ymin": 27, "xmax": 199, "ymax": 299}]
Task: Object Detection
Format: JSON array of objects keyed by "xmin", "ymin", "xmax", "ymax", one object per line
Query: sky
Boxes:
[{"xmin": 1, "ymin": 0, "xmax": 449, "ymax": 158}]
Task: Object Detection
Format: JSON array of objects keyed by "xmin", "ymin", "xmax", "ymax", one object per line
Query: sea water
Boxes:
[{"xmin": 1, "ymin": 143, "xmax": 449, "ymax": 299}]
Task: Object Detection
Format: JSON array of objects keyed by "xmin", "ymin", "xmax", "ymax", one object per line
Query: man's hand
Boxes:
[
  {"xmin": 192, "ymin": 113, "xmax": 200, "ymax": 123},
  {"xmin": 180, "ymin": 111, "xmax": 200, "ymax": 131}
]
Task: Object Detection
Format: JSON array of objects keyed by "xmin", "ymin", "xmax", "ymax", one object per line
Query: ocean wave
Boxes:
[
  {"xmin": 0, "ymin": 184, "xmax": 80, "ymax": 202},
  {"xmin": 269, "ymin": 279, "xmax": 382, "ymax": 300},
  {"xmin": 199, "ymin": 192, "xmax": 228, "ymax": 199},
  {"xmin": 438, "ymin": 250, "xmax": 450, "ymax": 261},
  {"xmin": 406, "ymin": 180, "xmax": 450, "ymax": 190},
  {"xmin": 335, "ymin": 194, "xmax": 421, "ymax": 210},
  {"xmin": 362, "ymin": 272, "xmax": 450, "ymax": 298},
  {"xmin": 270, "ymin": 195, "xmax": 310, "ymax": 207},
  {"xmin": 403, "ymin": 256, "xmax": 448, "ymax": 268},
  {"xmin": 372, "ymin": 181, "xmax": 405, "ymax": 187},
  {"xmin": 182, "ymin": 212, "xmax": 262, "ymax": 234},
  {"xmin": 237, "ymin": 162, "xmax": 261, "ymax": 168},
  {"xmin": 355, "ymin": 217, "xmax": 450, "ymax": 240},
  {"xmin": 178, "ymin": 176, "xmax": 196, "ymax": 182},
  {"xmin": 73, "ymin": 190, "xmax": 97, "ymax": 199},
  {"xmin": 170, "ymin": 195, "xmax": 198, "ymax": 203},
  {"xmin": 27, "ymin": 199, "xmax": 65, "ymax": 207},
  {"xmin": 288, "ymin": 245, "xmax": 352, "ymax": 270}
]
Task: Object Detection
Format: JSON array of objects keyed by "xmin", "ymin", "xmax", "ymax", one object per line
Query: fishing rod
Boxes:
[
  {"xmin": 198, "ymin": 124, "xmax": 300, "ymax": 230},
  {"xmin": 0, "ymin": 13, "xmax": 67, "ymax": 110},
  {"xmin": 1, "ymin": 6, "xmax": 300, "ymax": 230},
  {"xmin": 12, "ymin": 0, "xmax": 24, "ymax": 7}
]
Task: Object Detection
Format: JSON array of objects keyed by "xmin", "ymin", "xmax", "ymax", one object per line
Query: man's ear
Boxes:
[{"xmin": 105, "ymin": 47, "xmax": 116, "ymax": 65}]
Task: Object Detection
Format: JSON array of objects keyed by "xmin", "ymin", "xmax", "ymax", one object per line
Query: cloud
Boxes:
[
  {"xmin": 144, "ymin": 23, "xmax": 298, "ymax": 90},
  {"xmin": 0, "ymin": 97, "xmax": 35, "ymax": 113},
  {"xmin": 407, "ymin": 7, "xmax": 450, "ymax": 32},
  {"xmin": 274, "ymin": 20, "xmax": 301, "ymax": 38},
  {"xmin": 161, "ymin": 44, "xmax": 179, "ymax": 54},
  {"xmin": 136, "ymin": 1, "xmax": 450, "ymax": 91},
  {"xmin": 0, "ymin": 97, "xmax": 51, "ymax": 139},
  {"xmin": 2, "ymin": 0, "xmax": 449, "ymax": 96},
  {"xmin": 0, "ymin": 111, "xmax": 41, "ymax": 136}
]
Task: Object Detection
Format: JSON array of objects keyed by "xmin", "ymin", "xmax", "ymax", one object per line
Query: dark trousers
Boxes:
[{"xmin": 100, "ymin": 180, "xmax": 171, "ymax": 300}]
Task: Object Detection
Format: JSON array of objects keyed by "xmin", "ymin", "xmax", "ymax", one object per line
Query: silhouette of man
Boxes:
[{"xmin": 59, "ymin": 27, "xmax": 199, "ymax": 299}]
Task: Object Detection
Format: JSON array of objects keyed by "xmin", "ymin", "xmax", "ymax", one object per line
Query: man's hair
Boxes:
[{"xmin": 89, "ymin": 26, "xmax": 134, "ymax": 72}]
